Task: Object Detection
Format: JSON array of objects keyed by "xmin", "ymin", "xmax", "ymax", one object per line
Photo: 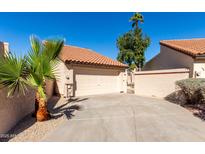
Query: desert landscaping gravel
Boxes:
[{"xmin": 7, "ymin": 96, "xmax": 73, "ymax": 142}]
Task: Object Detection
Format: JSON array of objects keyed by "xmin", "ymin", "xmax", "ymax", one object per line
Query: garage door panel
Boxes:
[{"xmin": 74, "ymin": 68, "xmax": 120, "ymax": 96}]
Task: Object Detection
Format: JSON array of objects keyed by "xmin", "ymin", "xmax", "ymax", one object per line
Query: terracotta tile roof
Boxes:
[
  {"xmin": 59, "ymin": 45, "xmax": 128, "ymax": 68},
  {"xmin": 160, "ymin": 39, "xmax": 205, "ymax": 57}
]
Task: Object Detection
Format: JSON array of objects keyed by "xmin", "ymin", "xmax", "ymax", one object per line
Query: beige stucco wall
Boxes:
[
  {"xmin": 0, "ymin": 88, "xmax": 35, "ymax": 134},
  {"xmin": 45, "ymin": 80, "xmax": 54, "ymax": 100},
  {"xmin": 134, "ymin": 68, "xmax": 189, "ymax": 98},
  {"xmin": 193, "ymin": 59, "xmax": 205, "ymax": 78},
  {"xmin": 143, "ymin": 45, "xmax": 194, "ymax": 77},
  {"xmin": 55, "ymin": 60, "xmax": 69, "ymax": 96},
  {"xmin": 119, "ymin": 70, "xmax": 127, "ymax": 93},
  {"xmin": 55, "ymin": 62, "xmax": 127, "ymax": 97}
]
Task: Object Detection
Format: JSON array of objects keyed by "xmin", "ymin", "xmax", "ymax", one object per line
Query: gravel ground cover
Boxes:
[{"xmin": 4, "ymin": 96, "xmax": 78, "ymax": 142}]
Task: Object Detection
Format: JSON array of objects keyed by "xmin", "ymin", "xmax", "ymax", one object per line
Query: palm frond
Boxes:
[
  {"xmin": 129, "ymin": 13, "xmax": 144, "ymax": 22},
  {"xmin": 43, "ymin": 38, "xmax": 65, "ymax": 61},
  {"xmin": 0, "ymin": 54, "xmax": 30, "ymax": 96},
  {"xmin": 27, "ymin": 35, "xmax": 64, "ymax": 100},
  {"xmin": 30, "ymin": 35, "xmax": 43, "ymax": 56},
  {"xmin": 0, "ymin": 35, "xmax": 64, "ymax": 99}
]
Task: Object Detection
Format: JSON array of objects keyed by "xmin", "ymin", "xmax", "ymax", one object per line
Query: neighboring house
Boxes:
[
  {"xmin": 143, "ymin": 39, "xmax": 205, "ymax": 78},
  {"xmin": 55, "ymin": 45, "xmax": 128, "ymax": 97}
]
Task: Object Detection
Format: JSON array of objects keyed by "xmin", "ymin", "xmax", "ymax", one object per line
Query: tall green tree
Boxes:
[
  {"xmin": 0, "ymin": 35, "xmax": 64, "ymax": 121},
  {"xmin": 117, "ymin": 13, "xmax": 150, "ymax": 70}
]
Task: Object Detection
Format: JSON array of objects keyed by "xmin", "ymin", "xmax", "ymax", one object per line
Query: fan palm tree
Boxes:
[
  {"xmin": 130, "ymin": 12, "xmax": 144, "ymax": 28},
  {"xmin": 0, "ymin": 35, "xmax": 64, "ymax": 121}
]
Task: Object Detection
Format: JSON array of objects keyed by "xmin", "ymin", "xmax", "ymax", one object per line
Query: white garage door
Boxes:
[{"xmin": 74, "ymin": 67, "xmax": 120, "ymax": 96}]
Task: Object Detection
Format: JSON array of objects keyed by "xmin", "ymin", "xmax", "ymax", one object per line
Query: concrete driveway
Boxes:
[{"xmin": 43, "ymin": 94, "xmax": 205, "ymax": 141}]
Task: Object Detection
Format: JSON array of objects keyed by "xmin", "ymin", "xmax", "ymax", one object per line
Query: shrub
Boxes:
[
  {"xmin": 197, "ymin": 86, "xmax": 205, "ymax": 104},
  {"xmin": 176, "ymin": 78, "xmax": 205, "ymax": 104}
]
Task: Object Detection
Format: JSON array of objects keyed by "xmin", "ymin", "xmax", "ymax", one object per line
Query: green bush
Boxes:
[
  {"xmin": 176, "ymin": 78, "xmax": 205, "ymax": 104},
  {"xmin": 197, "ymin": 86, "xmax": 205, "ymax": 103}
]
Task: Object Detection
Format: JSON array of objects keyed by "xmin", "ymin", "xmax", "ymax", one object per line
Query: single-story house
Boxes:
[
  {"xmin": 143, "ymin": 39, "xmax": 205, "ymax": 78},
  {"xmin": 55, "ymin": 45, "xmax": 128, "ymax": 97}
]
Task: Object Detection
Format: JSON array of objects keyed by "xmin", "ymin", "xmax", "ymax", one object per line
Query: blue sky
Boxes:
[{"xmin": 0, "ymin": 12, "xmax": 205, "ymax": 61}]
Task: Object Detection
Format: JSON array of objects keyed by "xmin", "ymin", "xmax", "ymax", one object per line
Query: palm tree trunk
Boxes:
[
  {"xmin": 36, "ymin": 97, "xmax": 51, "ymax": 121},
  {"xmin": 32, "ymin": 91, "xmax": 40, "ymax": 118},
  {"xmin": 136, "ymin": 21, "xmax": 138, "ymax": 29},
  {"xmin": 34, "ymin": 91, "xmax": 40, "ymax": 117}
]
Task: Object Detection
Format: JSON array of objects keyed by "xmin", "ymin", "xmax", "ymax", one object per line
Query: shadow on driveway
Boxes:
[{"xmin": 1, "ymin": 96, "xmax": 87, "ymax": 142}]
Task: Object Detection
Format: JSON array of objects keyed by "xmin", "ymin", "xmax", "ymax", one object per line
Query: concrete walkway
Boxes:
[{"xmin": 43, "ymin": 94, "xmax": 205, "ymax": 141}]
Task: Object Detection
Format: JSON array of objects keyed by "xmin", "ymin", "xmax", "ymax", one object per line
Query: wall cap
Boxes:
[{"xmin": 135, "ymin": 68, "xmax": 190, "ymax": 75}]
